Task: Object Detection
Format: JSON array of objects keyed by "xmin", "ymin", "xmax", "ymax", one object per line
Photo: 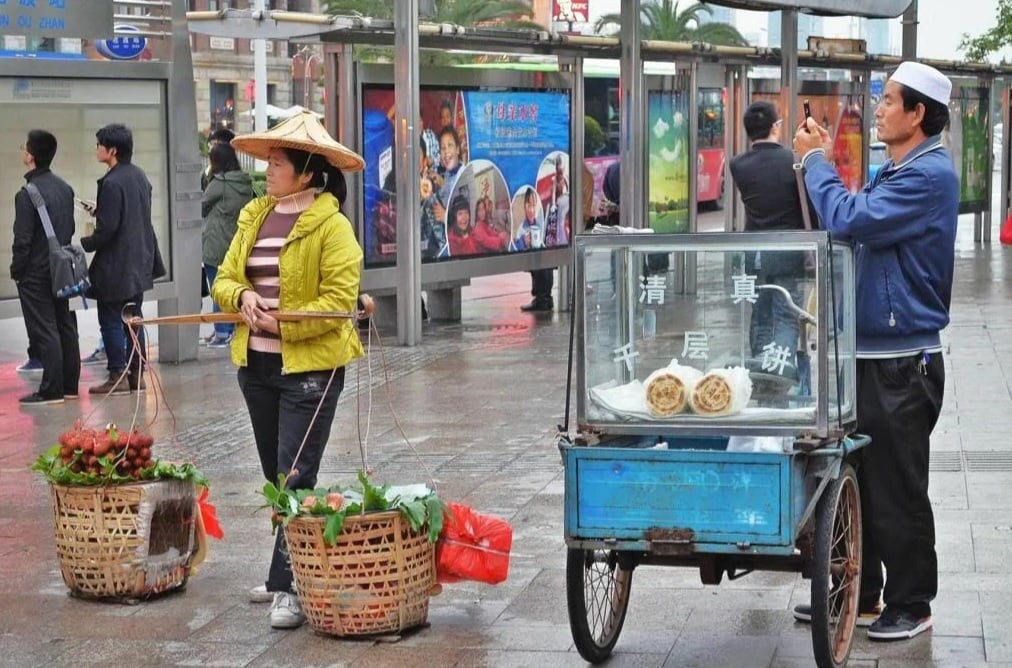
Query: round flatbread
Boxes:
[
  {"xmin": 645, "ymin": 371, "xmax": 689, "ymax": 417},
  {"xmin": 691, "ymin": 374, "xmax": 733, "ymax": 415}
]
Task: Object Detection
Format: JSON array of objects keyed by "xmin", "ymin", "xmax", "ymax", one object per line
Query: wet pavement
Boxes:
[{"xmin": 1, "ymin": 212, "xmax": 1012, "ymax": 667}]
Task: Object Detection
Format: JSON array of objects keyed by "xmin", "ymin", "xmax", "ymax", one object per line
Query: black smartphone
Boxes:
[{"xmin": 802, "ymin": 99, "xmax": 812, "ymax": 131}]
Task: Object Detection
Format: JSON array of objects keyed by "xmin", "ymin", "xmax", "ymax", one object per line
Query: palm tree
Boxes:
[
  {"xmin": 323, "ymin": 0, "xmax": 543, "ymax": 63},
  {"xmin": 322, "ymin": 0, "xmax": 542, "ymax": 30},
  {"xmin": 594, "ymin": 1, "xmax": 748, "ymax": 46}
]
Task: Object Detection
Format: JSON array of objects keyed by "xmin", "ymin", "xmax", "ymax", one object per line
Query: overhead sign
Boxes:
[
  {"xmin": 0, "ymin": 0, "xmax": 115, "ymax": 39},
  {"xmin": 705, "ymin": 1, "xmax": 912, "ymax": 18},
  {"xmin": 94, "ymin": 25, "xmax": 147, "ymax": 61},
  {"xmin": 552, "ymin": 0, "xmax": 589, "ymax": 23}
]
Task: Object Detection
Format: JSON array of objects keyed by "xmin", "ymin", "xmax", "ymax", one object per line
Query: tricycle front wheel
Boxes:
[
  {"xmin": 566, "ymin": 547, "xmax": 633, "ymax": 663},
  {"xmin": 810, "ymin": 462, "xmax": 863, "ymax": 668}
]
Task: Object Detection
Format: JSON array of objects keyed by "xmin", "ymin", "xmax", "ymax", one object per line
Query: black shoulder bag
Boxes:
[{"xmin": 24, "ymin": 183, "xmax": 91, "ymax": 300}]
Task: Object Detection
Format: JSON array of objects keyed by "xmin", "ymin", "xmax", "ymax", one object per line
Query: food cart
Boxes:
[{"xmin": 560, "ymin": 230, "xmax": 867, "ymax": 668}]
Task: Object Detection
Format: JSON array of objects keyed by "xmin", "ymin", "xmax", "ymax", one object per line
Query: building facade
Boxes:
[{"xmin": 188, "ymin": 0, "xmax": 323, "ymax": 136}]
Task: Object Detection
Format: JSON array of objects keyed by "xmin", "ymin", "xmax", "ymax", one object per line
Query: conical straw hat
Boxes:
[{"xmin": 231, "ymin": 110, "xmax": 365, "ymax": 173}]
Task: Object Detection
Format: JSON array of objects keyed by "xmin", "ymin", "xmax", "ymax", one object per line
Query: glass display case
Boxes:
[{"xmin": 575, "ymin": 231, "xmax": 856, "ymax": 439}]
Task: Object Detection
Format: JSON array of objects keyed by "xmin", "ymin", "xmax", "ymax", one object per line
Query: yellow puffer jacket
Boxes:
[{"xmin": 210, "ymin": 192, "xmax": 364, "ymax": 374}]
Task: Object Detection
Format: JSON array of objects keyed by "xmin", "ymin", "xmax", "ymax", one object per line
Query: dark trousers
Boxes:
[
  {"xmin": 238, "ymin": 351, "xmax": 345, "ymax": 593},
  {"xmin": 530, "ymin": 268, "xmax": 554, "ymax": 301},
  {"xmin": 203, "ymin": 264, "xmax": 234, "ymax": 338},
  {"xmin": 97, "ymin": 295, "xmax": 145, "ymax": 376},
  {"xmin": 17, "ymin": 279, "xmax": 80, "ymax": 398},
  {"xmin": 856, "ymin": 354, "xmax": 943, "ymax": 619}
]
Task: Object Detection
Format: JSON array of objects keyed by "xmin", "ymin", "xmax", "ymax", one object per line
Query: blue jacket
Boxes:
[{"xmin": 802, "ymin": 136, "xmax": 958, "ymax": 358}]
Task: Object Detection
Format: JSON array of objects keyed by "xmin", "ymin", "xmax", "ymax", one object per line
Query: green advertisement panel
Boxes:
[
  {"xmin": 647, "ymin": 90, "xmax": 690, "ymax": 233},
  {"xmin": 947, "ymin": 82, "xmax": 989, "ymax": 213}
]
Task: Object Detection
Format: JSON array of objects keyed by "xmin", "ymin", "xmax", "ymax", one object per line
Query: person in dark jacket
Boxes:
[
  {"xmin": 202, "ymin": 142, "xmax": 254, "ymax": 346},
  {"xmin": 10, "ymin": 129, "xmax": 81, "ymax": 405},
  {"xmin": 729, "ymin": 101, "xmax": 814, "ymax": 382},
  {"xmin": 793, "ymin": 61, "xmax": 958, "ymax": 641},
  {"xmin": 201, "ymin": 127, "xmax": 236, "ymax": 191},
  {"xmin": 81, "ymin": 123, "xmax": 166, "ymax": 396}
]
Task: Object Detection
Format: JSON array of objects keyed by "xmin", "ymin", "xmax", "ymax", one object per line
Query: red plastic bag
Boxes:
[
  {"xmin": 436, "ymin": 503, "xmax": 512, "ymax": 585},
  {"xmin": 1001, "ymin": 212, "xmax": 1012, "ymax": 246}
]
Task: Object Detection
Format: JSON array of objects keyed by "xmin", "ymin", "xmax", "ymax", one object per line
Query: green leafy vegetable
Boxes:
[{"xmin": 260, "ymin": 470, "xmax": 445, "ymax": 546}]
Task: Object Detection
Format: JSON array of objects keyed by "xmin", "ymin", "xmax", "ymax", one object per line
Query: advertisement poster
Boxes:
[
  {"xmin": 948, "ymin": 84, "xmax": 989, "ymax": 213},
  {"xmin": 752, "ymin": 92, "xmax": 865, "ymax": 192},
  {"xmin": 361, "ymin": 86, "xmax": 571, "ymax": 268},
  {"xmin": 648, "ymin": 90, "xmax": 690, "ymax": 233}
]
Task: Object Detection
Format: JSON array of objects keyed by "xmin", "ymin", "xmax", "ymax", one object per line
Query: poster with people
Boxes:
[{"xmin": 361, "ymin": 86, "xmax": 571, "ymax": 268}]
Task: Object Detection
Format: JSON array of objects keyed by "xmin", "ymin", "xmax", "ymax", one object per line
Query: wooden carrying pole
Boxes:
[{"xmin": 123, "ymin": 310, "xmax": 360, "ymax": 327}]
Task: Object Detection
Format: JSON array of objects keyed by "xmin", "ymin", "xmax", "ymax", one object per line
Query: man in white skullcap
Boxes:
[{"xmin": 792, "ymin": 62, "xmax": 958, "ymax": 641}]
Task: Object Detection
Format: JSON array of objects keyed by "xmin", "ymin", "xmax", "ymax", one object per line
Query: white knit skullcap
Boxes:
[{"xmin": 890, "ymin": 61, "xmax": 952, "ymax": 106}]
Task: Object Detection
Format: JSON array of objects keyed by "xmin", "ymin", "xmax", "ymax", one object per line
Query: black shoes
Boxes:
[
  {"xmin": 19, "ymin": 392, "xmax": 64, "ymax": 406},
  {"xmin": 521, "ymin": 298, "xmax": 554, "ymax": 312},
  {"xmin": 866, "ymin": 608, "xmax": 932, "ymax": 641}
]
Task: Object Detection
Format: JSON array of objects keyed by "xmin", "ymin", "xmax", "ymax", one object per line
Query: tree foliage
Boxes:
[
  {"xmin": 322, "ymin": 0, "xmax": 543, "ymax": 64},
  {"xmin": 322, "ymin": 0, "xmax": 542, "ymax": 30},
  {"xmin": 593, "ymin": 0, "xmax": 748, "ymax": 46},
  {"xmin": 958, "ymin": 0, "xmax": 1012, "ymax": 62}
]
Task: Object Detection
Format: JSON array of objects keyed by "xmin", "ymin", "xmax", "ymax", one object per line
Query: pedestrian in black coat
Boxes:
[
  {"xmin": 81, "ymin": 123, "xmax": 165, "ymax": 396},
  {"xmin": 10, "ymin": 130, "xmax": 81, "ymax": 405}
]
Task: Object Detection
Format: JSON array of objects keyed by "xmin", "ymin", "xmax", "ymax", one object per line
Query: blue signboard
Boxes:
[
  {"xmin": 95, "ymin": 25, "xmax": 147, "ymax": 61},
  {"xmin": 0, "ymin": 0, "xmax": 114, "ymax": 39}
]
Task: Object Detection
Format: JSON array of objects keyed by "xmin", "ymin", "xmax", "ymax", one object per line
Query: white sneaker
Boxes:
[
  {"xmin": 269, "ymin": 591, "xmax": 306, "ymax": 629},
  {"xmin": 249, "ymin": 584, "xmax": 273, "ymax": 603}
]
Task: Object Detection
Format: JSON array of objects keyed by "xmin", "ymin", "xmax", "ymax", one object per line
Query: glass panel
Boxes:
[
  {"xmin": 578, "ymin": 234, "xmax": 856, "ymax": 438},
  {"xmin": 0, "ymin": 78, "xmax": 169, "ymax": 301}
]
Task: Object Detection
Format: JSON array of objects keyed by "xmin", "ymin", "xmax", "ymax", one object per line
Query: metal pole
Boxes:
[
  {"xmin": 902, "ymin": 0, "xmax": 918, "ymax": 60},
  {"xmin": 253, "ymin": 0, "xmax": 267, "ymax": 169},
  {"xmin": 393, "ymin": 0, "xmax": 422, "ymax": 344},
  {"xmin": 335, "ymin": 43, "xmax": 358, "ymax": 230},
  {"xmin": 780, "ymin": 9, "xmax": 799, "ymax": 148},
  {"xmin": 619, "ymin": 0, "xmax": 644, "ymax": 230},
  {"xmin": 560, "ymin": 54, "xmax": 586, "ymax": 314}
]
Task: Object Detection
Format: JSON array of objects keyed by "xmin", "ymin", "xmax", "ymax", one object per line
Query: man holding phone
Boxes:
[
  {"xmin": 728, "ymin": 101, "xmax": 814, "ymax": 381},
  {"xmin": 793, "ymin": 62, "xmax": 958, "ymax": 641},
  {"xmin": 81, "ymin": 123, "xmax": 165, "ymax": 396}
]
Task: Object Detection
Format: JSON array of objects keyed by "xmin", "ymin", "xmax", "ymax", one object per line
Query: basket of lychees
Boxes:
[{"xmin": 30, "ymin": 422, "xmax": 215, "ymax": 602}]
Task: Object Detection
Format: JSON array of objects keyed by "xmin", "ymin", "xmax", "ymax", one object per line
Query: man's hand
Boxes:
[{"xmin": 793, "ymin": 117, "xmax": 833, "ymax": 156}]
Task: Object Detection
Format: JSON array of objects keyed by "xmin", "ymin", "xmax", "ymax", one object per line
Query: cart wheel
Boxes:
[
  {"xmin": 566, "ymin": 547, "xmax": 633, "ymax": 663},
  {"xmin": 810, "ymin": 463, "xmax": 862, "ymax": 668}
]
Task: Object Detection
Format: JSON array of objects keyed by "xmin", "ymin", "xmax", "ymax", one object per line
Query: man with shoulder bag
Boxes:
[{"xmin": 10, "ymin": 130, "xmax": 82, "ymax": 405}]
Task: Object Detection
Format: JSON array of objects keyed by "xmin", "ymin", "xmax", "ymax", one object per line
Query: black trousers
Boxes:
[
  {"xmin": 530, "ymin": 268, "xmax": 554, "ymax": 300},
  {"xmin": 856, "ymin": 354, "xmax": 943, "ymax": 619},
  {"xmin": 238, "ymin": 351, "xmax": 344, "ymax": 593},
  {"xmin": 17, "ymin": 278, "xmax": 80, "ymax": 398}
]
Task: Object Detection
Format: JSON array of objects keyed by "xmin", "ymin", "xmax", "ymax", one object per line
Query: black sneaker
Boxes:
[
  {"xmin": 867, "ymin": 607, "xmax": 932, "ymax": 641},
  {"xmin": 520, "ymin": 298, "xmax": 554, "ymax": 312},
  {"xmin": 793, "ymin": 602, "xmax": 883, "ymax": 627},
  {"xmin": 19, "ymin": 392, "xmax": 64, "ymax": 406}
]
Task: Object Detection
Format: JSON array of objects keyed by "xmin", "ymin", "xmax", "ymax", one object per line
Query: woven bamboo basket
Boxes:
[
  {"xmin": 50, "ymin": 479, "xmax": 197, "ymax": 600},
  {"xmin": 284, "ymin": 510, "xmax": 436, "ymax": 637}
]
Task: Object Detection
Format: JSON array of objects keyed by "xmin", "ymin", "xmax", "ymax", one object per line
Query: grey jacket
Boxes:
[{"xmin": 202, "ymin": 170, "xmax": 254, "ymax": 267}]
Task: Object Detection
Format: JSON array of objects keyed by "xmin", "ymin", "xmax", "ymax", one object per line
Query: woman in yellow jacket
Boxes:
[{"xmin": 211, "ymin": 112, "xmax": 365, "ymax": 630}]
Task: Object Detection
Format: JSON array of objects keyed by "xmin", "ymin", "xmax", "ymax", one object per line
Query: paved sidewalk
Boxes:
[{"xmin": 0, "ymin": 218, "xmax": 1011, "ymax": 666}]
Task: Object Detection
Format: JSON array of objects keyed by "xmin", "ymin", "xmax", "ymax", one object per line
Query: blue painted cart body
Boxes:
[{"xmin": 561, "ymin": 437, "xmax": 861, "ymax": 558}]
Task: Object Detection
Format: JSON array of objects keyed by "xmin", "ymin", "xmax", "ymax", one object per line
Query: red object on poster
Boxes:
[
  {"xmin": 833, "ymin": 104, "xmax": 864, "ymax": 193},
  {"xmin": 436, "ymin": 503, "xmax": 512, "ymax": 585}
]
